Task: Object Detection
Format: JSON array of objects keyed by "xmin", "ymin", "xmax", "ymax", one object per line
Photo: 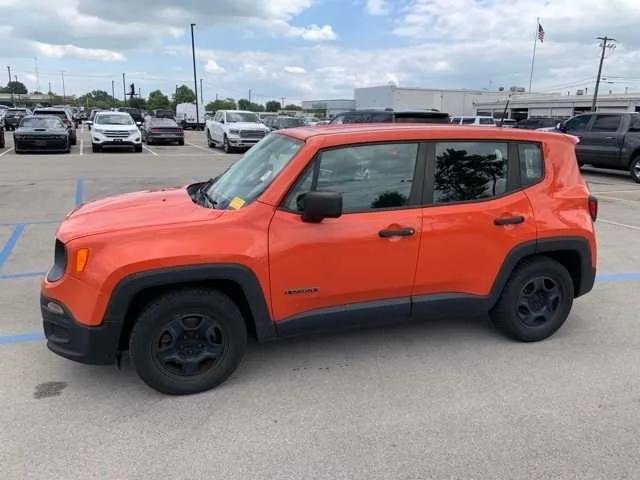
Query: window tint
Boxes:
[
  {"xmin": 461, "ymin": 118, "xmax": 475, "ymax": 124},
  {"xmin": 284, "ymin": 143, "xmax": 419, "ymax": 213},
  {"xmin": 564, "ymin": 115, "xmax": 591, "ymax": 132},
  {"xmin": 519, "ymin": 143, "xmax": 543, "ymax": 186},
  {"xmin": 629, "ymin": 115, "xmax": 640, "ymax": 132},
  {"xmin": 433, "ymin": 142, "xmax": 508, "ymax": 203},
  {"xmin": 591, "ymin": 115, "xmax": 621, "ymax": 132}
]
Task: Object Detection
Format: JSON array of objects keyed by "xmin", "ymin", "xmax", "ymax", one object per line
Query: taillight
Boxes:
[{"xmin": 588, "ymin": 195, "xmax": 598, "ymax": 221}]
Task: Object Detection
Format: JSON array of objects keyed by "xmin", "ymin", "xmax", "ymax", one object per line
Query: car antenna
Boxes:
[{"xmin": 499, "ymin": 94, "xmax": 511, "ymax": 127}]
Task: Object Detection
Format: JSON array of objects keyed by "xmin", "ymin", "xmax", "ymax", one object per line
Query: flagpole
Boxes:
[{"xmin": 528, "ymin": 17, "xmax": 539, "ymax": 93}]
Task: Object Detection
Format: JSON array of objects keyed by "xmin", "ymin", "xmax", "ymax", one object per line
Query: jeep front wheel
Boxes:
[
  {"xmin": 490, "ymin": 257, "xmax": 574, "ymax": 342},
  {"xmin": 129, "ymin": 289, "xmax": 247, "ymax": 395}
]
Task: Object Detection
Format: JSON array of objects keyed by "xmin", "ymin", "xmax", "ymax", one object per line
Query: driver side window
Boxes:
[{"xmin": 284, "ymin": 143, "xmax": 420, "ymax": 213}]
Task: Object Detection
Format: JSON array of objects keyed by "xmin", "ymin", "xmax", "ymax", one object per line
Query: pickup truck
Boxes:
[{"xmin": 559, "ymin": 112, "xmax": 640, "ymax": 182}]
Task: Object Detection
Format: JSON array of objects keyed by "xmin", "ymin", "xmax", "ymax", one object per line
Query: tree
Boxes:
[
  {"xmin": 237, "ymin": 99, "xmax": 265, "ymax": 112},
  {"xmin": 205, "ymin": 98, "xmax": 237, "ymax": 111},
  {"xmin": 77, "ymin": 90, "xmax": 119, "ymax": 109},
  {"xmin": 129, "ymin": 97, "xmax": 147, "ymax": 109},
  {"xmin": 173, "ymin": 85, "xmax": 196, "ymax": 104},
  {"xmin": 284, "ymin": 104, "xmax": 302, "ymax": 111},
  {"xmin": 1, "ymin": 81, "xmax": 28, "ymax": 94},
  {"xmin": 147, "ymin": 90, "xmax": 170, "ymax": 110},
  {"xmin": 265, "ymin": 100, "xmax": 281, "ymax": 112}
]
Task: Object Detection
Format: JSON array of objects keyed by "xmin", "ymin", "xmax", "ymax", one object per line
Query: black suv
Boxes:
[
  {"xmin": 330, "ymin": 109, "xmax": 450, "ymax": 124},
  {"xmin": 515, "ymin": 117, "xmax": 565, "ymax": 130},
  {"xmin": 560, "ymin": 112, "xmax": 640, "ymax": 182},
  {"xmin": 3, "ymin": 108, "xmax": 31, "ymax": 131}
]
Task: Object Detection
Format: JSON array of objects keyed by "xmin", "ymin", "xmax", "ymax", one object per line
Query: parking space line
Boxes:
[
  {"xmin": 80, "ymin": 136, "xmax": 84, "ymax": 155},
  {"xmin": 0, "ymin": 147, "xmax": 14, "ymax": 157},
  {"xmin": 597, "ymin": 272, "xmax": 640, "ymax": 282},
  {"xmin": 0, "ymin": 220, "xmax": 58, "ymax": 227},
  {"xmin": 75, "ymin": 178, "xmax": 84, "ymax": 206},
  {"xmin": 185, "ymin": 142, "xmax": 211, "ymax": 153},
  {"xmin": 0, "ymin": 271, "xmax": 46, "ymax": 280},
  {"xmin": 143, "ymin": 145, "xmax": 158, "ymax": 156},
  {"xmin": 599, "ymin": 218, "xmax": 640, "ymax": 231},
  {"xmin": 0, "ymin": 332, "xmax": 45, "ymax": 345},
  {"xmin": 0, "ymin": 224, "xmax": 26, "ymax": 270}
]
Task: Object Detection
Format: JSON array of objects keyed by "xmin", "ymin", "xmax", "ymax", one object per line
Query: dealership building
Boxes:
[{"xmin": 300, "ymin": 99, "xmax": 356, "ymax": 118}]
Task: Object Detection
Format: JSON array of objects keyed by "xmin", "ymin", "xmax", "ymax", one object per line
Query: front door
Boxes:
[{"xmin": 268, "ymin": 142, "xmax": 425, "ymax": 330}]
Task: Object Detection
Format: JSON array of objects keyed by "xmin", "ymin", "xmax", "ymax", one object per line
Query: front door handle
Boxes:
[
  {"xmin": 379, "ymin": 227, "xmax": 416, "ymax": 238},
  {"xmin": 494, "ymin": 215, "xmax": 525, "ymax": 226}
]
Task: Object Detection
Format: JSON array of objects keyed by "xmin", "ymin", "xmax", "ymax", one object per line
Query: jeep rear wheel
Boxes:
[
  {"xmin": 630, "ymin": 156, "xmax": 640, "ymax": 183},
  {"xmin": 490, "ymin": 257, "xmax": 573, "ymax": 342},
  {"xmin": 129, "ymin": 289, "xmax": 247, "ymax": 395}
]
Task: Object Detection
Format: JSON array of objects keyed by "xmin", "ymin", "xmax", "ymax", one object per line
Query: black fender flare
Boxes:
[{"xmin": 103, "ymin": 264, "xmax": 277, "ymax": 346}]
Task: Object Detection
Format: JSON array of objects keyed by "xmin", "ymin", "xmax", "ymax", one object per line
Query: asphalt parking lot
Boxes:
[{"xmin": 1, "ymin": 127, "xmax": 640, "ymax": 479}]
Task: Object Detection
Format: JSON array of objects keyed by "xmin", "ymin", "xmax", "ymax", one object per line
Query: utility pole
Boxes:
[
  {"xmin": 34, "ymin": 57, "xmax": 40, "ymax": 92},
  {"xmin": 200, "ymin": 78, "xmax": 204, "ymax": 105},
  {"xmin": 61, "ymin": 71, "xmax": 66, "ymax": 103},
  {"xmin": 592, "ymin": 36, "xmax": 617, "ymax": 112},
  {"xmin": 7, "ymin": 66, "xmax": 13, "ymax": 103},
  {"xmin": 281, "ymin": 97, "xmax": 286, "ymax": 109},
  {"xmin": 111, "ymin": 80, "xmax": 116, "ymax": 107},
  {"xmin": 122, "ymin": 73, "xmax": 126, "ymax": 103},
  {"xmin": 48, "ymin": 81, "xmax": 52, "ymax": 101},
  {"xmin": 190, "ymin": 23, "xmax": 200, "ymax": 129},
  {"xmin": 248, "ymin": 89, "xmax": 252, "ymax": 103}
]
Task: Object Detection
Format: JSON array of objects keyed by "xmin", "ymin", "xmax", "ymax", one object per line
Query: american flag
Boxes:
[{"xmin": 537, "ymin": 23, "xmax": 545, "ymax": 43}]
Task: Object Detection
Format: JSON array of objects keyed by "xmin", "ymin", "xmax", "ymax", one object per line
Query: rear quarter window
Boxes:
[{"xmin": 518, "ymin": 143, "xmax": 544, "ymax": 186}]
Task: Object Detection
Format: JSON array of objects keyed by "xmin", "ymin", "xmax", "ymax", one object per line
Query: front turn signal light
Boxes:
[{"xmin": 75, "ymin": 248, "xmax": 89, "ymax": 272}]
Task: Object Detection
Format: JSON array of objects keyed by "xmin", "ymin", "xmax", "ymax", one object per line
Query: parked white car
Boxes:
[
  {"xmin": 451, "ymin": 116, "xmax": 496, "ymax": 126},
  {"xmin": 205, "ymin": 110, "xmax": 270, "ymax": 153},
  {"xmin": 91, "ymin": 111, "xmax": 142, "ymax": 153}
]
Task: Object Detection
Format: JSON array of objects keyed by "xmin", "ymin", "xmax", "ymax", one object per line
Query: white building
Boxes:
[
  {"xmin": 301, "ymin": 99, "xmax": 355, "ymax": 118},
  {"xmin": 354, "ymin": 85, "xmax": 505, "ymax": 116},
  {"xmin": 474, "ymin": 92, "xmax": 640, "ymax": 120}
]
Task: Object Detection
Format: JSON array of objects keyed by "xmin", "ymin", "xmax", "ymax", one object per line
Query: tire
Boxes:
[
  {"xmin": 129, "ymin": 289, "xmax": 247, "ymax": 395},
  {"xmin": 206, "ymin": 129, "xmax": 215, "ymax": 148},
  {"xmin": 178, "ymin": 139, "xmax": 184, "ymax": 146},
  {"xmin": 64, "ymin": 141, "xmax": 71, "ymax": 153},
  {"xmin": 223, "ymin": 135, "xmax": 232, "ymax": 153},
  {"xmin": 92, "ymin": 143, "xmax": 101, "ymax": 153},
  {"xmin": 70, "ymin": 135, "xmax": 77, "ymax": 146},
  {"xmin": 490, "ymin": 256, "xmax": 574, "ymax": 342},
  {"xmin": 134, "ymin": 144, "xmax": 143, "ymax": 153},
  {"xmin": 630, "ymin": 156, "xmax": 640, "ymax": 183}
]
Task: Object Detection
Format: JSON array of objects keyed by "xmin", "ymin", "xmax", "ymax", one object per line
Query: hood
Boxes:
[
  {"xmin": 16, "ymin": 127, "xmax": 67, "ymax": 135},
  {"xmin": 57, "ymin": 187, "xmax": 221, "ymax": 243},
  {"xmin": 228, "ymin": 122, "xmax": 267, "ymax": 130}
]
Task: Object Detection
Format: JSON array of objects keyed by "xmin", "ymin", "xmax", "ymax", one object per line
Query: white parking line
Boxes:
[
  {"xmin": 0, "ymin": 148, "xmax": 14, "ymax": 157},
  {"xmin": 185, "ymin": 142, "xmax": 211, "ymax": 153},
  {"xmin": 142, "ymin": 145, "xmax": 158, "ymax": 156},
  {"xmin": 599, "ymin": 218, "xmax": 640, "ymax": 231},
  {"xmin": 79, "ymin": 136, "xmax": 84, "ymax": 155}
]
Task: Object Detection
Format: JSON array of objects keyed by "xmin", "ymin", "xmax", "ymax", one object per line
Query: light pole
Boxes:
[
  {"xmin": 61, "ymin": 71, "xmax": 66, "ymax": 103},
  {"xmin": 111, "ymin": 80, "xmax": 116, "ymax": 107},
  {"xmin": 122, "ymin": 73, "xmax": 126, "ymax": 104},
  {"xmin": 190, "ymin": 23, "xmax": 200, "ymax": 129}
]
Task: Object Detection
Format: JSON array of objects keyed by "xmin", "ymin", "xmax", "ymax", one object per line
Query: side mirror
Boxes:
[
  {"xmin": 300, "ymin": 191, "xmax": 342, "ymax": 223},
  {"xmin": 220, "ymin": 118, "xmax": 225, "ymax": 124},
  {"xmin": 557, "ymin": 122, "xmax": 567, "ymax": 132}
]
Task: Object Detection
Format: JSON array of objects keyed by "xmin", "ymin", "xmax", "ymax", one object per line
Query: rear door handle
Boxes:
[
  {"xmin": 379, "ymin": 227, "xmax": 416, "ymax": 238},
  {"xmin": 494, "ymin": 215, "xmax": 525, "ymax": 226}
]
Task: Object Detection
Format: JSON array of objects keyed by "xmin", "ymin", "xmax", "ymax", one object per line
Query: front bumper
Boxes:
[
  {"xmin": 15, "ymin": 137, "xmax": 69, "ymax": 152},
  {"xmin": 92, "ymin": 130, "xmax": 141, "ymax": 146},
  {"xmin": 41, "ymin": 295, "xmax": 121, "ymax": 365},
  {"xmin": 227, "ymin": 136, "xmax": 262, "ymax": 148}
]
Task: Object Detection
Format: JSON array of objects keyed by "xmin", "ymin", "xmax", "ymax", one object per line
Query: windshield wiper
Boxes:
[{"xmin": 197, "ymin": 178, "xmax": 218, "ymax": 208}]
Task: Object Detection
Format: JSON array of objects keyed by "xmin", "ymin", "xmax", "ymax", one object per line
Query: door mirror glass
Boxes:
[
  {"xmin": 557, "ymin": 122, "xmax": 565, "ymax": 132},
  {"xmin": 300, "ymin": 191, "xmax": 342, "ymax": 222}
]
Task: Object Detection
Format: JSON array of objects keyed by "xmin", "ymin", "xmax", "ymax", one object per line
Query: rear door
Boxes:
[
  {"xmin": 579, "ymin": 114, "xmax": 623, "ymax": 167},
  {"xmin": 413, "ymin": 141, "xmax": 539, "ymax": 309}
]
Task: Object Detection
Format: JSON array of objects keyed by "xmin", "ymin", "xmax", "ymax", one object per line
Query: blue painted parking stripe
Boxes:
[
  {"xmin": 75, "ymin": 178, "xmax": 84, "ymax": 206},
  {"xmin": 0, "ymin": 220, "xmax": 58, "ymax": 227},
  {"xmin": 0, "ymin": 271, "xmax": 46, "ymax": 280},
  {"xmin": 0, "ymin": 224, "xmax": 26, "ymax": 271},
  {"xmin": 596, "ymin": 272, "xmax": 640, "ymax": 282},
  {"xmin": 0, "ymin": 332, "xmax": 45, "ymax": 345}
]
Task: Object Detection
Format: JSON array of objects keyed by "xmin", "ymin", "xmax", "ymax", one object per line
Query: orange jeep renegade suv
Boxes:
[{"xmin": 41, "ymin": 125, "xmax": 598, "ymax": 394}]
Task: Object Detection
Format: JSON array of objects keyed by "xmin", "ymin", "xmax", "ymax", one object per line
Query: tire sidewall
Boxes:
[
  {"xmin": 494, "ymin": 258, "xmax": 574, "ymax": 342},
  {"xmin": 130, "ymin": 291, "xmax": 247, "ymax": 395},
  {"xmin": 630, "ymin": 156, "xmax": 640, "ymax": 183}
]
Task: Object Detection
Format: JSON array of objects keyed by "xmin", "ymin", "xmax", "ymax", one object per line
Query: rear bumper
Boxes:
[
  {"xmin": 148, "ymin": 133, "xmax": 183, "ymax": 142},
  {"xmin": 41, "ymin": 295, "xmax": 120, "ymax": 365}
]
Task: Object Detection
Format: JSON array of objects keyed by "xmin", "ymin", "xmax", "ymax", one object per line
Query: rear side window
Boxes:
[
  {"xmin": 461, "ymin": 118, "xmax": 475, "ymax": 124},
  {"xmin": 479, "ymin": 118, "xmax": 495, "ymax": 125},
  {"xmin": 591, "ymin": 115, "xmax": 621, "ymax": 132},
  {"xmin": 433, "ymin": 142, "xmax": 508, "ymax": 203},
  {"xmin": 519, "ymin": 143, "xmax": 543, "ymax": 186},
  {"xmin": 284, "ymin": 143, "xmax": 419, "ymax": 213},
  {"xmin": 629, "ymin": 115, "xmax": 640, "ymax": 132}
]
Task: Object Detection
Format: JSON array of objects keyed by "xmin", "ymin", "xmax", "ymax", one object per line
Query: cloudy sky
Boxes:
[{"xmin": 2, "ymin": 0, "xmax": 640, "ymax": 103}]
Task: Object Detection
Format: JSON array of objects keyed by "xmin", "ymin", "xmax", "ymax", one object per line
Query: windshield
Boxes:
[
  {"xmin": 95, "ymin": 114, "xmax": 134, "ymax": 126},
  {"xmin": 20, "ymin": 117, "xmax": 63, "ymax": 129},
  {"xmin": 226, "ymin": 112, "xmax": 259, "ymax": 123},
  {"xmin": 205, "ymin": 134, "xmax": 302, "ymax": 209},
  {"xmin": 279, "ymin": 118, "xmax": 305, "ymax": 128}
]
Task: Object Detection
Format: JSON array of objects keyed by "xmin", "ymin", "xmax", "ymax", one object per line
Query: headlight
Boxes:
[
  {"xmin": 129, "ymin": 129, "xmax": 138, "ymax": 135},
  {"xmin": 93, "ymin": 128, "xmax": 104, "ymax": 134},
  {"xmin": 229, "ymin": 129, "xmax": 240, "ymax": 135}
]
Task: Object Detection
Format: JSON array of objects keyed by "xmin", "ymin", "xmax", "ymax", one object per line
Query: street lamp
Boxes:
[{"xmin": 190, "ymin": 23, "xmax": 200, "ymax": 129}]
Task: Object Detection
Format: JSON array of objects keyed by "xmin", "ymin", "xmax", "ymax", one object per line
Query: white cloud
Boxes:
[
  {"xmin": 204, "ymin": 60, "xmax": 225, "ymax": 74},
  {"xmin": 299, "ymin": 24, "xmax": 337, "ymax": 41},
  {"xmin": 284, "ymin": 66, "xmax": 306, "ymax": 74},
  {"xmin": 365, "ymin": 0, "xmax": 390, "ymax": 15},
  {"xmin": 32, "ymin": 42, "xmax": 125, "ymax": 61}
]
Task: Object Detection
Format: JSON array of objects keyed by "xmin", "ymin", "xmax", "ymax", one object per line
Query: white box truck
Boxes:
[{"xmin": 176, "ymin": 103, "xmax": 205, "ymax": 130}]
